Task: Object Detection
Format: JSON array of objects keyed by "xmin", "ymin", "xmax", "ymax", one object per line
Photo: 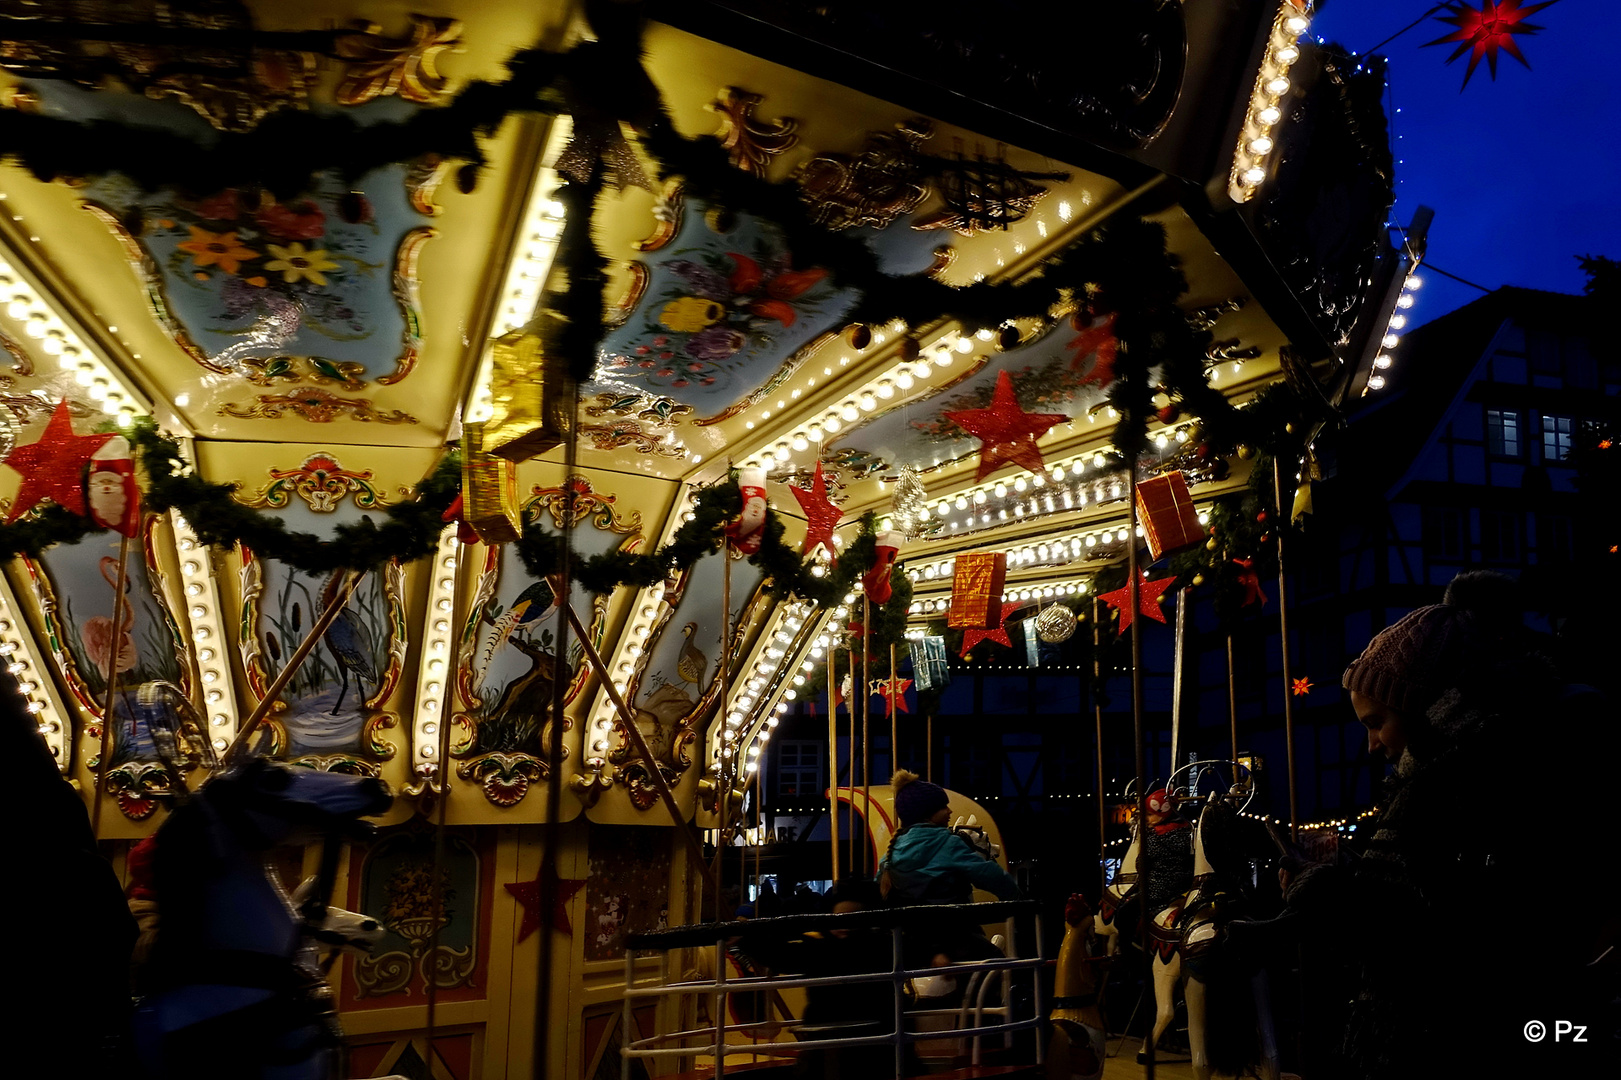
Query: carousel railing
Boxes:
[{"xmin": 621, "ymin": 899, "xmax": 1044, "ymax": 1078}]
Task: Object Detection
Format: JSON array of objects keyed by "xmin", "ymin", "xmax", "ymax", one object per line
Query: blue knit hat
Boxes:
[{"xmin": 893, "ymin": 769, "xmax": 949, "ymax": 826}]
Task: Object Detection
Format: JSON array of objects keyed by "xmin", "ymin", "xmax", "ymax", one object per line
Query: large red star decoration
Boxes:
[
  {"xmin": 1098, "ymin": 576, "xmax": 1178, "ymax": 631},
  {"xmin": 788, "ymin": 461, "xmax": 841, "ymax": 559},
  {"xmin": 1425, "ymin": 1, "xmax": 1559, "ymax": 89},
  {"xmin": 961, "ymin": 601, "xmax": 1022, "ymax": 657},
  {"xmin": 944, "ymin": 370, "xmax": 1067, "ymax": 482},
  {"xmin": 4, "ymin": 399, "xmax": 114, "ymax": 522},
  {"xmin": 870, "ymin": 676, "xmax": 913, "ymax": 715},
  {"xmin": 1292, "ymin": 677, "xmax": 1313, "ymax": 697},
  {"xmin": 505, "ymin": 875, "xmax": 588, "ymax": 942},
  {"xmin": 1065, "ymin": 312, "xmax": 1118, "ymax": 388}
]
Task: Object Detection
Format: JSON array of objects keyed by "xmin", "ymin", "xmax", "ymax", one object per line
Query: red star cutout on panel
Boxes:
[
  {"xmin": 1098, "ymin": 576, "xmax": 1177, "ymax": 631},
  {"xmin": 870, "ymin": 677, "xmax": 913, "ymax": 715},
  {"xmin": 1065, "ymin": 312, "xmax": 1118, "ymax": 388},
  {"xmin": 961, "ymin": 601, "xmax": 1022, "ymax": 657},
  {"xmin": 4, "ymin": 399, "xmax": 113, "ymax": 522},
  {"xmin": 788, "ymin": 461, "xmax": 841, "ymax": 559},
  {"xmin": 505, "ymin": 875, "xmax": 588, "ymax": 942},
  {"xmin": 944, "ymin": 370, "xmax": 1067, "ymax": 482}
]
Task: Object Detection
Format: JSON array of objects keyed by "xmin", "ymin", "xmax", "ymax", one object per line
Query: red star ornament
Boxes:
[
  {"xmin": 944, "ymin": 370, "xmax": 1067, "ymax": 482},
  {"xmin": 505, "ymin": 875, "xmax": 588, "ymax": 942},
  {"xmin": 1292, "ymin": 677, "xmax": 1313, "ymax": 697},
  {"xmin": 4, "ymin": 399, "xmax": 114, "ymax": 522},
  {"xmin": 870, "ymin": 676, "xmax": 913, "ymax": 715},
  {"xmin": 1065, "ymin": 312, "xmax": 1118, "ymax": 388},
  {"xmin": 1424, "ymin": 1, "xmax": 1559, "ymax": 89},
  {"xmin": 1098, "ymin": 575, "xmax": 1178, "ymax": 631},
  {"xmin": 788, "ymin": 461, "xmax": 841, "ymax": 559},
  {"xmin": 961, "ymin": 601, "xmax": 1022, "ymax": 657}
]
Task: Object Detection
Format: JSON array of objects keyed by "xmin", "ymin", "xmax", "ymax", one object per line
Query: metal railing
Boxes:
[{"xmin": 621, "ymin": 900, "xmax": 1044, "ymax": 1078}]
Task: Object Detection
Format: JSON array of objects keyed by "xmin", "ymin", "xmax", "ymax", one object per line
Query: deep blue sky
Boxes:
[{"xmin": 1311, "ymin": 1, "xmax": 1621, "ymax": 323}]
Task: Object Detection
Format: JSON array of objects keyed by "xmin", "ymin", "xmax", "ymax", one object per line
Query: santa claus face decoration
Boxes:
[{"xmin": 87, "ymin": 436, "xmax": 140, "ymax": 537}]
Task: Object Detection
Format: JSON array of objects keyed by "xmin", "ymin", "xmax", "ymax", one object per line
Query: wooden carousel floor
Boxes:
[{"xmin": 1098, "ymin": 1039, "xmax": 1301, "ymax": 1079}]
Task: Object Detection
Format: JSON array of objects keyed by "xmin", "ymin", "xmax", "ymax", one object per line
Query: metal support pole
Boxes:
[
  {"xmin": 861, "ymin": 597, "xmax": 871, "ymax": 877},
  {"xmin": 827, "ymin": 648, "xmax": 840, "ymax": 883},
  {"xmin": 1093, "ymin": 597, "xmax": 1108, "ymax": 898},
  {"xmin": 1128, "ymin": 455, "xmax": 1155, "ymax": 1080},
  {"xmin": 1227, "ymin": 633, "xmax": 1239, "ymax": 764},
  {"xmin": 90, "ymin": 530, "xmax": 132, "ymax": 839},
  {"xmin": 1274, "ymin": 456, "xmax": 1299, "ymax": 843}
]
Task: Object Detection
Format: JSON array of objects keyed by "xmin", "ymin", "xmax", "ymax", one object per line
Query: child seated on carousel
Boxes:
[{"xmin": 878, "ymin": 770, "xmax": 1020, "ymax": 974}]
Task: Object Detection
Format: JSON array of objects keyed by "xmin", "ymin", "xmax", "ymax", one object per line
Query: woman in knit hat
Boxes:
[
  {"xmin": 879, "ymin": 769, "xmax": 1019, "ymax": 972},
  {"xmin": 1327, "ymin": 574, "xmax": 1607, "ymax": 1078}
]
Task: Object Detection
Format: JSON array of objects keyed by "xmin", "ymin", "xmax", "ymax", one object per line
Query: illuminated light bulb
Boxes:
[
  {"xmin": 1373, "ymin": 354, "xmax": 1393, "ymax": 369},
  {"xmin": 791, "ymin": 434, "xmax": 808, "ymax": 452},
  {"xmin": 823, "ymin": 415, "xmax": 842, "ymax": 433},
  {"xmin": 858, "ymin": 393, "xmax": 877, "ymax": 411},
  {"xmin": 1267, "ymin": 76, "xmax": 1290, "ymax": 95},
  {"xmin": 994, "ymin": 483, "xmax": 1007, "ymax": 498},
  {"xmin": 1382, "ymin": 333, "xmax": 1400, "ymax": 349},
  {"xmin": 1396, "ymin": 293, "xmax": 1415, "ymax": 309},
  {"xmin": 1367, "ymin": 374, "xmax": 1387, "ymax": 390},
  {"xmin": 1258, "ymin": 105, "xmax": 1282, "ymax": 125},
  {"xmin": 1244, "ymin": 166, "xmax": 1267, "ymax": 185},
  {"xmin": 1276, "ymin": 44, "xmax": 1300, "ymax": 64},
  {"xmin": 841, "ymin": 404, "xmax": 859, "ymax": 422},
  {"xmin": 895, "ymin": 371, "xmax": 913, "ymax": 390},
  {"xmin": 877, "ymin": 380, "xmax": 895, "ymax": 399},
  {"xmin": 1285, "ymin": 15, "xmax": 1309, "ymax": 33},
  {"xmin": 1085, "ymin": 534, "xmax": 1097, "ymax": 548},
  {"xmin": 807, "ymin": 423, "xmax": 824, "ymax": 444},
  {"xmin": 955, "ymin": 338, "xmax": 973, "ymax": 354},
  {"xmin": 1406, "ymin": 275, "xmax": 1423, "ymax": 290},
  {"xmin": 1388, "ymin": 315, "xmax": 1407, "ymax": 330},
  {"xmin": 1013, "ymin": 477, "xmax": 1027, "ymax": 492},
  {"xmin": 1250, "ymin": 135, "xmax": 1274, "ymax": 155}
]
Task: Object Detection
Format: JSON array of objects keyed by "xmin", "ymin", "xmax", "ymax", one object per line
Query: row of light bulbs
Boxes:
[
  {"xmin": 411, "ymin": 527, "xmax": 461, "ymax": 778},
  {"xmin": 585, "ymin": 577, "xmax": 670, "ymax": 768},
  {"xmin": 174, "ymin": 514, "xmax": 236, "ymax": 753},
  {"xmin": 1365, "ymin": 271, "xmax": 1424, "ymax": 393},
  {"xmin": 0, "ymin": 246, "xmax": 148, "ymax": 423},
  {"xmin": 1228, "ymin": 3, "xmax": 1313, "ymax": 201},
  {"xmin": 719, "ymin": 600, "xmax": 821, "ymax": 777},
  {"xmin": 0, "ymin": 575, "xmax": 68, "ymax": 768}
]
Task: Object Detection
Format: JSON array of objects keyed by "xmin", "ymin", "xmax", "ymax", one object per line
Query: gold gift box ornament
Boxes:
[
  {"xmin": 1134, "ymin": 470, "xmax": 1203, "ymax": 560},
  {"xmin": 461, "ymin": 421, "xmax": 522, "ymax": 544},
  {"xmin": 483, "ymin": 327, "xmax": 570, "ymax": 463},
  {"xmin": 948, "ymin": 551, "xmax": 1008, "ymax": 629}
]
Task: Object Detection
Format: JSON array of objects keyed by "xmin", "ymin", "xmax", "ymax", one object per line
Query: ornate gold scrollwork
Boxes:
[
  {"xmin": 217, "ymin": 389, "xmax": 419, "ymax": 425},
  {"xmin": 710, "ymin": 87, "xmax": 799, "ymax": 177},
  {"xmin": 334, "ymin": 16, "xmax": 462, "ymax": 106}
]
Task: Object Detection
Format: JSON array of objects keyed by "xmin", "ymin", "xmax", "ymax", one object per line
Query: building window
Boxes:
[
  {"xmin": 1541, "ymin": 414, "xmax": 1575, "ymax": 464},
  {"xmin": 1422, "ymin": 506, "xmax": 1465, "ymax": 560},
  {"xmin": 1481, "ymin": 510, "xmax": 1521, "ymax": 563},
  {"xmin": 1486, "ymin": 408, "xmax": 1522, "ymax": 457},
  {"xmin": 774, "ymin": 740, "xmax": 822, "ymax": 797}
]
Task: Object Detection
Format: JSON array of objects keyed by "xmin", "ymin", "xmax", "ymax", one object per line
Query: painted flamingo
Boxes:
[{"xmin": 82, "ymin": 555, "xmax": 136, "ymax": 682}]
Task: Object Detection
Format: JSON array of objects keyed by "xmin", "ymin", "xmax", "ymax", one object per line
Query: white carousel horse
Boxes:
[
  {"xmin": 131, "ymin": 756, "xmax": 393, "ymax": 1080},
  {"xmin": 1093, "ymin": 820, "xmax": 1142, "ymax": 957},
  {"xmin": 1144, "ymin": 792, "xmax": 1281, "ymax": 1080},
  {"xmin": 1049, "ymin": 894, "xmax": 1110, "ymax": 1080}
]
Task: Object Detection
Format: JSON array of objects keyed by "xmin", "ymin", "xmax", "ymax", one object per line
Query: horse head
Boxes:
[{"xmin": 202, "ymin": 756, "xmax": 393, "ymax": 849}]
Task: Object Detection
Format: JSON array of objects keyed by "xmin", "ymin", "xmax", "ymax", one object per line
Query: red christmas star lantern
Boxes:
[
  {"xmin": 962, "ymin": 602, "xmax": 1021, "ymax": 657},
  {"xmin": 1425, "ymin": 1, "xmax": 1560, "ymax": 89},
  {"xmin": 1098, "ymin": 575, "xmax": 1178, "ymax": 631},
  {"xmin": 1292, "ymin": 677, "xmax": 1313, "ymax": 697},
  {"xmin": 789, "ymin": 461, "xmax": 841, "ymax": 559},
  {"xmin": 944, "ymin": 369, "xmax": 1067, "ymax": 481},
  {"xmin": 4, "ymin": 399, "xmax": 114, "ymax": 521}
]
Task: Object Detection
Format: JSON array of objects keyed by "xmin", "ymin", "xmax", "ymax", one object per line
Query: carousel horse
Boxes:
[
  {"xmin": 1094, "ymin": 818, "xmax": 1142, "ymax": 957},
  {"xmin": 1049, "ymin": 894, "xmax": 1110, "ymax": 1080},
  {"xmin": 131, "ymin": 754, "xmax": 393, "ymax": 1080},
  {"xmin": 1144, "ymin": 792, "xmax": 1281, "ymax": 1080}
]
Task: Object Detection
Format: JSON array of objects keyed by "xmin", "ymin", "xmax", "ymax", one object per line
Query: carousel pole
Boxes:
[
  {"xmin": 1273, "ymin": 456, "xmax": 1299, "ymax": 843},
  {"xmin": 888, "ymin": 643, "xmax": 897, "ymax": 779},
  {"xmin": 714, "ymin": 542, "xmax": 732, "ymax": 913},
  {"xmin": 1227, "ymin": 634, "xmax": 1239, "ymax": 765},
  {"xmin": 221, "ymin": 569, "xmax": 365, "ymax": 765},
  {"xmin": 90, "ymin": 531, "xmax": 133, "ymax": 840},
  {"xmin": 860, "ymin": 597, "xmax": 871, "ymax": 878},
  {"xmin": 827, "ymin": 647, "xmax": 840, "ymax": 883},
  {"xmin": 926, "ymin": 713, "xmax": 933, "ymax": 783},
  {"xmin": 534, "ymin": 368, "xmax": 579, "ymax": 1080},
  {"xmin": 1168, "ymin": 586, "xmax": 1189, "ymax": 775},
  {"xmin": 1128, "ymin": 456, "xmax": 1155, "ymax": 1080},
  {"xmin": 846, "ymin": 645, "xmax": 856, "ymax": 876},
  {"xmin": 1093, "ymin": 596, "xmax": 1107, "ymax": 899}
]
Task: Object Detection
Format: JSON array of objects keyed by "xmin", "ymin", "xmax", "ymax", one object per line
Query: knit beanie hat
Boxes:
[
  {"xmin": 892, "ymin": 769, "xmax": 949, "ymax": 827},
  {"xmin": 1341, "ymin": 603, "xmax": 1482, "ymax": 716}
]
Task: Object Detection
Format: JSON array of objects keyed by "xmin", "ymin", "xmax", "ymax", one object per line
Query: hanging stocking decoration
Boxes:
[
  {"xmin": 726, "ymin": 467, "xmax": 768, "ymax": 554},
  {"xmin": 862, "ymin": 530, "xmax": 903, "ymax": 604},
  {"xmin": 87, "ymin": 435, "xmax": 141, "ymax": 537}
]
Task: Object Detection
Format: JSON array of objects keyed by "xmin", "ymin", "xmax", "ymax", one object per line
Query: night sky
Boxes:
[{"xmin": 1310, "ymin": 1, "xmax": 1621, "ymax": 323}]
